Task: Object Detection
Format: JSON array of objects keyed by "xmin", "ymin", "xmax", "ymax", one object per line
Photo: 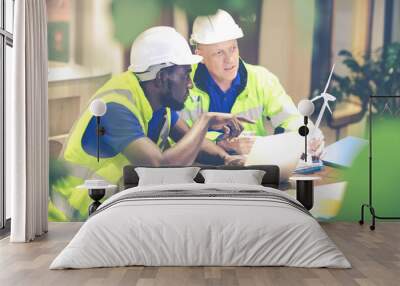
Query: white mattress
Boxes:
[{"xmin": 50, "ymin": 183, "xmax": 350, "ymax": 269}]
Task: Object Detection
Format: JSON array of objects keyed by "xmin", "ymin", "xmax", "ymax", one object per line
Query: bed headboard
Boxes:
[{"xmin": 123, "ymin": 165, "xmax": 280, "ymax": 189}]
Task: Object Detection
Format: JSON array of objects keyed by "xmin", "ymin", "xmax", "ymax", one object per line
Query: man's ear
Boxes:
[
  {"xmin": 194, "ymin": 46, "xmax": 205, "ymax": 63},
  {"xmin": 154, "ymin": 69, "xmax": 168, "ymax": 89}
]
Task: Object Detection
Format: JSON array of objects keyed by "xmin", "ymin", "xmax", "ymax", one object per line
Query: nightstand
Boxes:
[{"xmin": 289, "ymin": 176, "xmax": 321, "ymax": 210}]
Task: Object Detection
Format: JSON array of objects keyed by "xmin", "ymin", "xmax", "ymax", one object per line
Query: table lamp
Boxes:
[
  {"xmin": 89, "ymin": 99, "xmax": 107, "ymax": 162},
  {"xmin": 297, "ymin": 99, "xmax": 315, "ymax": 162},
  {"xmin": 79, "ymin": 99, "xmax": 115, "ymax": 215}
]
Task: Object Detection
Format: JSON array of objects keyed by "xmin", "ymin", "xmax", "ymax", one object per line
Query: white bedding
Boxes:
[{"xmin": 50, "ymin": 183, "xmax": 351, "ymax": 269}]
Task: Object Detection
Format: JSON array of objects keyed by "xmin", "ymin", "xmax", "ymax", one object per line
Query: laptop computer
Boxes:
[
  {"xmin": 245, "ymin": 132, "xmax": 304, "ymax": 182},
  {"xmin": 321, "ymin": 136, "xmax": 368, "ymax": 168}
]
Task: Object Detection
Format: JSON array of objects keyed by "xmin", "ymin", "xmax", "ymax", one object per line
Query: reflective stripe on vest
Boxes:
[
  {"xmin": 179, "ymin": 107, "xmax": 204, "ymax": 123},
  {"xmin": 63, "ymin": 161, "xmax": 104, "ymax": 180},
  {"xmin": 236, "ymin": 106, "xmax": 263, "ymax": 122},
  {"xmin": 63, "ymin": 71, "xmax": 172, "ymax": 183},
  {"xmin": 95, "ymin": 89, "xmax": 136, "ymax": 105},
  {"xmin": 158, "ymin": 115, "xmax": 170, "ymax": 150},
  {"xmin": 270, "ymin": 109, "xmax": 303, "ymax": 130}
]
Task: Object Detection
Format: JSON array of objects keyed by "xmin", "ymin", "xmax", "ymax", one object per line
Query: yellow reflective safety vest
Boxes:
[
  {"xmin": 63, "ymin": 71, "xmax": 172, "ymax": 184},
  {"xmin": 180, "ymin": 60, "xmax": 302, "ymax": 141}
]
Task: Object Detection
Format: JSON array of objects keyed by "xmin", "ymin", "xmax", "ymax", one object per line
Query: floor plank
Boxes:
[{"xmin": 0, "ymin": 222, "xmax": 399, "ymax": 286}]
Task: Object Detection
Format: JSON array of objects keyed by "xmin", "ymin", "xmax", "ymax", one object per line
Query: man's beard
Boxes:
[{"xmin": 162, "ymin": 94, "xmax": 185, "ymax": 111}]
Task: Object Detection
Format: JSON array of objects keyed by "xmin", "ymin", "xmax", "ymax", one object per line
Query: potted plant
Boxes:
[{"xmin": 325, "ymin": 42, "xmax": 400, "ymax": 130}]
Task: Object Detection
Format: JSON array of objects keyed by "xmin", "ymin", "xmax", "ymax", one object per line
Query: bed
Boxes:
[{"xmin": 50, "ymin": 165, "xmax": 350, "ymax": 269}]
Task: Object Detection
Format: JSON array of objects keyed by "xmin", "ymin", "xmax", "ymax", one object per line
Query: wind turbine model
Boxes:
[{"xmin": 311, "ymin": 64, "xmax": 336, "ymax": 130}]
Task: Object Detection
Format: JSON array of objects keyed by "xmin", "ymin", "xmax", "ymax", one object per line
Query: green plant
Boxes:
[
  {"xmin": 110, "ymin": 0, "xmax": 259, "ymax": 47},
  {"xmin": 330, "ymin": 42, "xmax": 400, "ymax": 118}
]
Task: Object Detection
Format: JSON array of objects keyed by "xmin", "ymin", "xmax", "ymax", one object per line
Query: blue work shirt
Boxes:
[
  {"xmin": 82, "ymin": 102, "xmax": 178, "ymax": 158},
  {"xmin": 196, "ymin": 63, "xmax": 243, "ymax": 114},
  {"xmin": 194, "ymin": 63, "xmax": 246, "ymax": 132}
]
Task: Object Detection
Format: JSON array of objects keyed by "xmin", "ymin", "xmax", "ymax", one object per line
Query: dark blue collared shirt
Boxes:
[{"xmin": 196, "ymin": 63, "xmax": 244, "ymax": 114}]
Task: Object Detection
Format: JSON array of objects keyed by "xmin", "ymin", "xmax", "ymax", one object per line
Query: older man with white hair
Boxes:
[{"xmin": 181, "ymin": 9, "xmax": 323, "ymax": 157}]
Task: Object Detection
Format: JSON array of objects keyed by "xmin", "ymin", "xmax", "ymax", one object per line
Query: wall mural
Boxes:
[{"xmin": 47, "ymin": 0, "xmax": 400, "ymax": 222}]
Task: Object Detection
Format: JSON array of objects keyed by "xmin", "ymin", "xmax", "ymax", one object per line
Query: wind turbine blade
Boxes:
[
  {"xmin": 323, "ymin": 64, "xmax": 336, "ymax": 94},
  {"xmin": 326, "ymin": 93, "xmax": 336, "ymax": 101},
  {"xmin": 311, "ymin": 95, "xmax": 323, "ymax": 102},
  {"xmin": 314, "ymin": 104, "xmax": 325, "ymax": 130},
  {"xmin": 326, "ymin": 103, "xmax": 333, "ymax": 114}
]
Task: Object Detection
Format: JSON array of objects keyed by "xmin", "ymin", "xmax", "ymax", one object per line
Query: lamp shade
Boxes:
[
  {"xmin": 298, "ymin": 99, "xmax": 315, "ymax": 117},
  {"xmin": 90, "ymin": 99, "xmax": 107, "ymax": 117}
]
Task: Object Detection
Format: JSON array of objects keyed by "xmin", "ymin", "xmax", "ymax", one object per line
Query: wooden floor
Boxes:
[{"xmin": 0, "ymin": 222, "xmax": 399, "ymax": 286}]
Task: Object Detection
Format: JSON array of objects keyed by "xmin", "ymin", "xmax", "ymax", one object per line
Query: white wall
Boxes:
[
  {"xmin": 258, "ymin": 0, "xmax": 315, "ymax": 104},
  {"xmin": 81, "ymin": 0, "xmax": 124, "ymax": 75},
  {"xmin": 371, "ymin": 0, "xmax": 385, "ymax": 52},
  {"xmin": 392, "ymin": 0, "xmax": 400, "ymax": 42},
  {"xmin": 332, "ymin": 0, "xmax": 354, "ymax": 75},
  {"xmin": 48, "ymin": 0, "xmax": 124, "ymax": 76}
]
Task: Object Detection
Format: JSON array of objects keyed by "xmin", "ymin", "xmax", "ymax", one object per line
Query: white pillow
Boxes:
[
  {"xmin": 135, "ymin": 167, "xmax": 200, "ymax": 186},
  {"xmin": 200, "ymin": 169, "xmax": 266, "ymax": 185}
]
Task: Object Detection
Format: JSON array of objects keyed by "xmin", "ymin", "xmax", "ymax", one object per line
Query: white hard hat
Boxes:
[
  {"xmin": 190, "ymin": 9, "xmax": 243, "ymax": 45},
  {"xmin": 129, "ymin": 26, "xmax": 202, "ymax": 78}
]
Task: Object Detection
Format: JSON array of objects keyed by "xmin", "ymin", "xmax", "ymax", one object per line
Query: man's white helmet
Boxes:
[
  {"xmin": 129, "ymin": 26, "xmax": 202, "ymax": 81},
  {"xmin": 190, "ymin": 9, "xmax": 243, "ymax": 45}
]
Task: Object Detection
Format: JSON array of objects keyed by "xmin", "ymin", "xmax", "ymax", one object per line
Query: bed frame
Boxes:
[{"xmin": 123, "ymin": 165, "xmax": 280, "ymax": 190}]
